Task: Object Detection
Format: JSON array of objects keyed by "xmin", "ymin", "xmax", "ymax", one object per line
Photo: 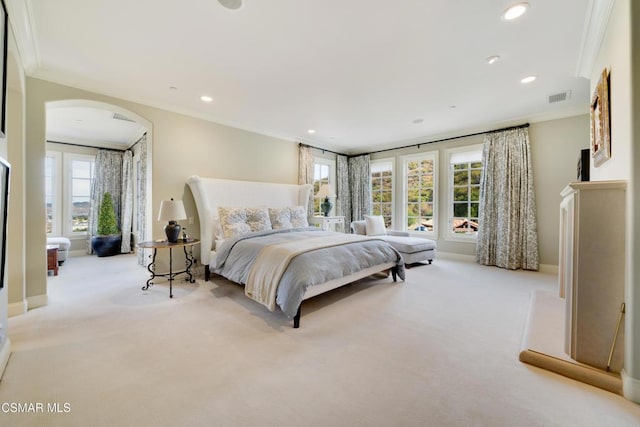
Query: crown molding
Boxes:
[
  {"xmin": 575, "ymin": 0, "xmax": 615, "ymax": 78},
  {"xmin": 5, "ymin": 0, "xmax": 41, "ymax": 73}
]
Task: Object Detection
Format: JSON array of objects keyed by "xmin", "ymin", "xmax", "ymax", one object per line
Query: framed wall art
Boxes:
[
  {"xmin": 0, "ymin": 0, "xmax": 7, "ymax": 138},
  {"xmin": 0, "ymin": 156, "xmax": 9, "ymax": 289},
  {"xmin": 590, "ymin": 68, "xmax": 610, "ymax": 167}
]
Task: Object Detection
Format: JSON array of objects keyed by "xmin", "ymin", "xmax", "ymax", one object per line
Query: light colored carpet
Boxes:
[{"xmin": 1, "ymin": 253, "xmax": 640, "ymax": 426}]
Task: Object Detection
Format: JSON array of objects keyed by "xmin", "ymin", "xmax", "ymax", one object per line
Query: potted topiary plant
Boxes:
[{"xmin": 91, "ymin": 192, "xmax": 122, "ymax": 257}]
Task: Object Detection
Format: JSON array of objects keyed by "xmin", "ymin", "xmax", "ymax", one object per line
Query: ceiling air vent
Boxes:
[
  {"xmin": 548, "ymin": 90, "xmax": 572, "ymax": 104},
  {"xmin": 112, "ymin": 112, "xmax": 135, "ymax": 122}
]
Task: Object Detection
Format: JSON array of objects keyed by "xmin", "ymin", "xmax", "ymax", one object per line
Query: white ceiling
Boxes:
[{"xmin": 8, "ymin": 0, "xmax": 595, "ymax": 153}]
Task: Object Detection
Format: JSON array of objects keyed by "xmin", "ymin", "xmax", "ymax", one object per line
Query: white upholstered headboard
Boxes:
[{"xmin": 186, "ymin": 175, "xmax": 313, "ymax": 266}]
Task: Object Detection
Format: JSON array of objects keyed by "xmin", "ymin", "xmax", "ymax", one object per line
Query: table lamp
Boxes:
[
  {"xmin": 158, "ymin": 198, "xmax": 187, "ymax": 242},
  {"xmin": 317, "ymin": 184, "xmax": 335, "ymax": 217}
]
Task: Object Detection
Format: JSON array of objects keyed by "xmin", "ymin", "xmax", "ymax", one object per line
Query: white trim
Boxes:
[
  {"xmin": 27, "ymin": 294, "xmax": 48, "ymax": 310},
  {"xmin": 400, "ymin": 151, "xmax": 438, "ymax": 238},
  {"xmin": 622, "ymin": 369, "xmax": 640, "ymax": 403},
  {"xmin": 0, "ymin": 337, "xmax": 11, "ymax": 380},
  {"xmin": 575, "ymin": 0, "xmax": 615, "ymax": 78},
  {"xmin": 445, "ymin": 144, "xmax": 482, "ymax": 242},
  {"xmin": 45, "ymin": 151, "xmax": 62, "ymax": 237},
  {"xmin": 8, "ymin": 300, "xmax": 27, "ymax": 317},
  {"xmin": 5, "ymin": 0, "xmax": 41, "ymax": 73},
  {"xmin": 62, "ymin": 153, "xmax": 95, "ymax": 237}
]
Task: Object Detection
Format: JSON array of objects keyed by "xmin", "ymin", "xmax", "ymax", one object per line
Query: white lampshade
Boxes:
[
  {"xmin": 317, "ymin": 184, "xmax": 335, "ymax": 199},
  {"xmin": 158, "ymin": 199, "xmax": 187, "ymax": 221}
]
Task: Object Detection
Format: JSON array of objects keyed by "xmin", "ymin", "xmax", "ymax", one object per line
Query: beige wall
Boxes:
[{"xmin": 371, "ymin": 115, "xmax": 589, "ymax": 266}]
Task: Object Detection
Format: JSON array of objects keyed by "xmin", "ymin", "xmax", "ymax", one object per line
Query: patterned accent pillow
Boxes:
[
  {"xmin": 289, "ymin": 206, "xmax": 309, "ymax": 228},
  {"xmin": 269, "ymin": 207, "xmax": 292, "ymax": 229},
  {"xmin": 245, "ymin": 207, "xmax": 272, "ymax": 232},
  {"xmin": 218, "ymin": 207, "xmax": 251, "ymax": 238},
  {"xmin": 268, "ymin": 206, "xmax": 308, "ymax": 229}
]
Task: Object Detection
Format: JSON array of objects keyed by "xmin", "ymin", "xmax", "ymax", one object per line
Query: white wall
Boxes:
[{"xmin": 587, "ymin": 0, "xmax": 640, "ymax": 402}]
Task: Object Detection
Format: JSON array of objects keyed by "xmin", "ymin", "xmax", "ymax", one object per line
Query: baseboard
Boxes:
[
  {"xmin": 437, "ymin": 251, "xmax": 476, "ymax": 262},
  {"xmin": 621, "ymin": 370, "xmax": 640, "ymax": 403},
  {"xmin": 27, "ymin": 294, "xmax": 48, "ymax": 310},
  {"xmin": 0, "ymin": 337, "xmax": 11, "ymax": 380},
  {"xmin": 539, "ymin": 264, "xmax": 559, "ymax": 274},
  {"xmin": 8, "ymin": 300, "xmax": 27, "ymax": 317}
]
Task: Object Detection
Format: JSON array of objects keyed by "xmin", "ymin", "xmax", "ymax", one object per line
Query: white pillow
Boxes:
[
  {"xmin": 269, "ymin": 207, "xmax": 292, "ymax": 229},
  {"xmin": 365, "ymin": 215, "xmax": 387, "ymax": 236}
]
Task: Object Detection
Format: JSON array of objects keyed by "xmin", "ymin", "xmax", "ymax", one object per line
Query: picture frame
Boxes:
[
  {"xmin": 590, "ymin": 68, "xmax": 610, "ymax": 167},
  {"xmin": 0, "ymin": 156, "xmax": 10, "ymax": 289},
  {"xmin": 0, "ymin": 0, "xmax": 7, "ymax": 138}
]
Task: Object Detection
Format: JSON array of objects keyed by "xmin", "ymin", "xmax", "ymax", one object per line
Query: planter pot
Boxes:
[{"xmin": 91, "ymin": 234, "xmax": 122, "ymax": 257}]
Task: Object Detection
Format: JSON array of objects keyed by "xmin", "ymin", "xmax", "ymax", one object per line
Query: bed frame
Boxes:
[{"xmin": 186, "ymin": 175, "xmax": 399, "ymax": 327}]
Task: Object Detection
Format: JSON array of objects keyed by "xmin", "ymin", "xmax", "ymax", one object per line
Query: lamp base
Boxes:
[
  {"xmin": 321, "ymin": 197, "xmax": 333, "ymax": 217},
  {"xmin": 165, "ymin": 221, "xmax": 181, "ymax": 243}
]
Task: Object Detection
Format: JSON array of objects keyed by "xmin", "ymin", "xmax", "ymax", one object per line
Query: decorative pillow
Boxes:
[
  {"xmin": 289, "ymin": 205, "xmax": 309, "ymax": 228},
  {"xmin": 245, "ymin": 207, "xmax": 272, "ymax": 232},
  {"xmin": 351, "ymin": 220, "xmax": 366, "ymax": 235},
  {"xmin": 365, "ymin": 215, "xmax": 387, "ymax": 236},
  {"xmin": 218, "ymin": 207, "xmax": 251, "ymax": 238},
  {"xmin": 269, "ymin": 207, "xmax": 292, "ymax": 229}
]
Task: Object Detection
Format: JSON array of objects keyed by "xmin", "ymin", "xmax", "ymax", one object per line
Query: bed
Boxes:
[{"xmin": 186, "ymin": 175, "xmax": 405, "ymax": 328}]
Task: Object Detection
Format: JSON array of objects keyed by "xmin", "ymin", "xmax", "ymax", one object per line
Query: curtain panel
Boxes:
[
  {"xmin": 476, "ymin": 127, "xmax": 539, "ymax": 270},
  {"xmin": 298, "ymin": 145, "xmax": 314, "ymax": 217},
  {"xmin": 348, "ymin": 154, "xmax": 371, "ymax": 223},
  {"xmin": 136, "ymin": 135, "xmax": 148, "ymax": 266},
  {"xmin": 336, "ymin": 154, "xmax": 351, "ymax": 223},
  {"xmin": 120, "ymin": 150, "xmax": 134, "ymax": 253}
]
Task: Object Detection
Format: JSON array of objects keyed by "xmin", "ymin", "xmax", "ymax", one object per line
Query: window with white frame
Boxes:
[
  {"xmin": 447, "ymin": 145, "xmax": 483, "ymax": 239},
  {"xmin": 46, "ymin": 151, "xmax": 96, "ymax": 237},
  {"xmin": 371, "ymin": 159, "xmax": 394, "ymax": 228},
  {"xmin": 402, "ymin": 152, "xmax": 437, "ymax": 235},
  {"xmin": 312, "ymin": 158, "xmax": 335, "ymax": 216}
]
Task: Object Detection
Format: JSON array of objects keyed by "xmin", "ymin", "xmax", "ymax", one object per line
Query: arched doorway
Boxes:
[{"xmin": 44, "ymin": 100, "xmax": 153, "ymax": 263}]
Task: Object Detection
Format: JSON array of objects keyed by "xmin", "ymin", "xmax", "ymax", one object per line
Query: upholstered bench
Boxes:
[
  {"xmin": 47, "ymin": 237, "xmax": 71, "ymax": 265},
  {"xmin": 351, "ymin": 218, "xmax": 436, "ymax": 265}
]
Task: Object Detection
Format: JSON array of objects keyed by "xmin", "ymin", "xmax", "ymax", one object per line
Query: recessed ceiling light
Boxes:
[
  {"xmin": 502, "ymin": 2, "xmax": 529, "ymax": 20},
  {"xmin": 412, "ymin": 118, "xmax": 424, "ymax": 124},
  {"xmin": 218, "ymin": 0, "xmax": 242, "ymax": 10},
  {"xmin": 307, "ymin": 129, "xmax": 316, "ymax": 134},
  {"xmin": 520, "ymin": 76, "xmax": 537, "ymax": 84},
  {"xmin": 486, "ymin": 55, "xmax": 500, "ymax": 65},
  {"xmin": 200, "ymin": 95, "xmax": 213, "ymax": 103},
  {"xmin": 449, "ymin": 105, "xmax": 457, "ymax": 109}
]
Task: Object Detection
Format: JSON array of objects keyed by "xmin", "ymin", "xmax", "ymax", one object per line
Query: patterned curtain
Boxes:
[
  {"xmin": 87, "ymin": 150, "xmax": 124, "ymax": 254},
  {"xmin": 348, "ymin": 154, "xmax": 371, "ymax": 223},
  {"xmin": 120, "ymin": 150, "xmax": 134, "ymax": 253},
  {"xmin": 136, "ymin": 135, "xmax": 148, "ymax": 266},
  {"xmin": 476, "ymin": 127, "xmax": 539, "ymax": 270},
  {"xmin": 336, "ymin": 154, "xmax": 351, "ymax": 223},
  {"xmin": 298, "ymin": 144, "xmax": 314, "ymax": 216}
]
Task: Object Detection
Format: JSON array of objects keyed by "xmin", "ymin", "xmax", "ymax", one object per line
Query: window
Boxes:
[
  {"xmin": 447, "ymin": 145, "xmax": 483, "ymax": 239},
  {"xmin": 312, "ymin": 158, "xmax": 335, "ymax": 216},
  {"xmin": 402, "ymin": 153, "xmax": 437, "ymax": 236},
  {"xmin": 46, "ymin": 151, "xmax": 96, "ymax": 237},
  {"xmin": 371, "ymin": 159, "xmax": 394, "ymax": 228},
  {"xmin": 45, "ymin": 152, "xmax": 61, "ymax": 236},
  {"xmin": 68, "ymin": 156, "xmax": 95, "ymax": 234}
]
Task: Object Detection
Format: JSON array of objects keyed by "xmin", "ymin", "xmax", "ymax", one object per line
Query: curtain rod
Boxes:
[
  {"xmin": 300, "ymin": 123, "xmax": 530, "ymax": 158},
  {"xmin": 298, "ymin": 143, "xmax": 347, "ymax": 157},
  {"xmin": 47, "ymin": 140, "xmax": 128, "ymax": 153},
  {"xmin": 361, "ymin": 123, "xmax": 530, "ymax": 156}
]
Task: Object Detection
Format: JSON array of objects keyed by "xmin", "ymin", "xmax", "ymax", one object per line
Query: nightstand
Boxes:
[{"xmin": 310, "ymin": 216, "xmax": 345, "ymax": 232}]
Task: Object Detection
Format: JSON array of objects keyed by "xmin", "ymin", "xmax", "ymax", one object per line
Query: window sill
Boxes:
[{"xmin": 444, "ymin": 235, "xmax": 477, "ymax": 243}]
